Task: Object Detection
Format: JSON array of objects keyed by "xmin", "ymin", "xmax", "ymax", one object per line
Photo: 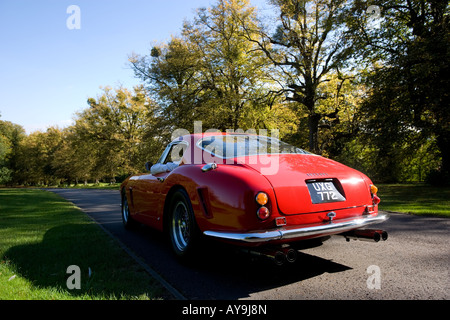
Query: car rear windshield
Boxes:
[{"xmin": 198, "ymin": 134, "xmax": 310, "ymax": 158}]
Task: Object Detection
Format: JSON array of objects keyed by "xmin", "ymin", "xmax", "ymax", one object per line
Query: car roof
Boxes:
[{"xmin": 173, "ymin": 132, "xmax": 258, "ymax": 144}]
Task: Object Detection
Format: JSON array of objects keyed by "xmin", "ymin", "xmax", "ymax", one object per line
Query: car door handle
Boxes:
[{"xmin": 202, "ymin": 163, "xmax": 218, "ymax": 172}]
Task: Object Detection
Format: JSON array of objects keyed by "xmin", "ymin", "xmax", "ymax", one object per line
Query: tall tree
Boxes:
[
  {"xmin": 74, "ymin": 85, "xmax": 159, "ymax": 178},
  {"xmin": 50, "ymin": 127, "xmax": 95, "ymax": 185},
  {"xmin": 184, "ymin": 0, "xmax": 274, "ymax": 130},
  {"xmin": 14, "ymin": 127, "xmax": 64, "ymax": 185},
  {"xmin": 130, "ymin": 0, "xmax": 277, "ymax": 134},
  {"xmin": 0, "ymin": 119, "xmax": 26, "ymax": 185},
  {"xmin": 349, "ymin": 0, "xmax": 450, "ymax": 183},
  {"xmin": 0, "ymin": 127, "xmax": 12, "ymax": 185},
  {"xmin": 130, "ymin": 37, "xmax": 204, "ymax": 137},
  {"xmin": 242, "ymin": 0, "xmax": 356, "ymax": 153}
]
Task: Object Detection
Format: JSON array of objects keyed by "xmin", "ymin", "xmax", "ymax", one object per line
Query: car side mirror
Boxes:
[{"xmin": 145, "ymin": 161, "xmax": 153, "ymax": 172}]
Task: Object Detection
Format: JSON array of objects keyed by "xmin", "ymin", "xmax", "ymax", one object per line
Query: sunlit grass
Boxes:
[
  {"xmin": 377, "ymin": 184, "xmax": 450, "ymax": 217},
  {"xmin": 0, "ymin": 188, "xmax": 167, "ymax": 300}
]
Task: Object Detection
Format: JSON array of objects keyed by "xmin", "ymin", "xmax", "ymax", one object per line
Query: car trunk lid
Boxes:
[{"xmin": 240, "ymin": 154, "xmax": 372, "ymax": 215}]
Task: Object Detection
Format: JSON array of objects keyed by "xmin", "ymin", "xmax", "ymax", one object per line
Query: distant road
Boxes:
[{"xmin": 48, "ymin": 188, "xmax": 450, "ymax": 300}]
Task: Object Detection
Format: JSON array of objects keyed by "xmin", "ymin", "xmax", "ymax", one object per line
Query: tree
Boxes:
[
  {"xmin": 313, "ymin": 72, "xmax": 363, "ymax": 158},
  {"xmin": 50, "ymin": 127, "xmax": 95, "ymax": 185},
  {"xmin": 130, "ymin": 36, "xmax": 205, "ymax": 137},
  {"xmin": 0, "ymin": 133, "xmax": 12, "ymax": 185},
  {"xmin": 184, "ymin": 0, "xmax": 275, "ymax": 130},
  {"xmin": 242, "ymin": 0, "xmax": 356, "ymax": 153},
  {"xmin": 130, "ymin": 0, "xmax": 279, "ymax": 135},
  {"xmin": 0, "ymin": 119, "xmax": 26, "ymax": 185},
  {"xmin": 348, "ymin": 0, "xmax": 449, "ymax": 183},
  {"xmin": 73, "ymin": 85, "xmax": 159, "ymax": 179},
  {"xmin": 13, "ymin": 127, "xmax": 64, "ymax": 185}
]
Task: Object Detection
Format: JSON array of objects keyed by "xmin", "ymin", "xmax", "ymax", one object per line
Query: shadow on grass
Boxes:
[{"xmin": 3, "ymin": 223, "xmax": 164, "ymax": 299}]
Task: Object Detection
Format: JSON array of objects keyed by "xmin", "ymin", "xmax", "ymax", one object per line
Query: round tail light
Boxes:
[
  {"xmin": 255, "ymin": 192, "xmax": 268, "ymax": 206},
  {"xmin": 370, "ymin": 184, "xmax": 378, "ymax": 195},
  {"xmin": 257, "ymin": 206, "xmax": 270, "ymax": 220},
  {"xmin": 373, "ymin": 195, "xmax": 381, "ymax": 205}
]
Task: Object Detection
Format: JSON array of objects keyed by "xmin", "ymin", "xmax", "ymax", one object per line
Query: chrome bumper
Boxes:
[{"xmin": 204, "ymin": 213, "xmax": 389, "ymax": 243}]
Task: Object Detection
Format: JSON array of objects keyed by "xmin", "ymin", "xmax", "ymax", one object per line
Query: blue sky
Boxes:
[{"xmin": 0, "ymin": 0, "xmax": 269, "ymax": 134}]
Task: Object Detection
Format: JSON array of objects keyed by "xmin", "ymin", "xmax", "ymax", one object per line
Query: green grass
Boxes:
[
  {"xmin": 0, "ymin": 188, "xmax": 168, "ymax": 300},
  {"xmin": 377, "ymin": 184, "xmax": 450, "ymax": 217},
  {"xmin": 50, "ymin": 182, "xmax": 121, "ymax": 190}
]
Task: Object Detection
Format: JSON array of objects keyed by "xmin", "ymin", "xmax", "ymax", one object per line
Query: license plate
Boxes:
[{"xmin": 307, "ymin": 180, "xmax": 346, "ymax": 204}]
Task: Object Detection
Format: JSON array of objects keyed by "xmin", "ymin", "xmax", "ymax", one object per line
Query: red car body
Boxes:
[{"xmin": 120, "ymin": 133, "xmax": 388, "ymax": 261}]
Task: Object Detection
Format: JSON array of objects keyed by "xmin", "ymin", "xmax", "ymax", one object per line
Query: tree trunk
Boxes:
[
  {"xmin": 304, "ymin": 85, "xmax": 320, "ymax": 154},
  {"xmin": 436, "ymin": 131, "xmax": 450, "ymax": 185},
  {"xmin": 307, "ymin": 112, "xmax": 321, "ymax": 154}
]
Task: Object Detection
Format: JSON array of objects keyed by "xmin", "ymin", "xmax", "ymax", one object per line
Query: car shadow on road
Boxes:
[
  {"xmin": 184, "ymin": 240, "xmax": 352, "ymax": 299},
  {"xmin": 128, "ymin": 225, "xmax": 352, "ymax": 299}
]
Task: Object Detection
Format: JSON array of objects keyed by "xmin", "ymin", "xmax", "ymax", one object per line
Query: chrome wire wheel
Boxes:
[
  {"xmin": 171, "ymin": 201, "xmax": 191, "ymax": 252},
  {"xmin": 168, "ymin": 190, "xmax": 199, "ymax": 259},
  {"xmin": 121, "ymin": 193, "xmax": 135, "ymax": 229},
  {"xmin": 122, "ymin": 197, "xmax": 130, "ymax": 224}
]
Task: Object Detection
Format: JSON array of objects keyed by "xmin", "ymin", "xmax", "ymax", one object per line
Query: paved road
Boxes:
[{"xmin": 48, "ymin": 188, "xmax": 449, "ymax": 300}]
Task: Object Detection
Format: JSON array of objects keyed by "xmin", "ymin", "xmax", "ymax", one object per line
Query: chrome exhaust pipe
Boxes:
[
  {"xmin": 342, "ymin": 229, "xmax": 388, "ymax": 243},
  {"xmin": 273, "ymin": 251, "xmax": 286, "ymax": 266},
  {"xmin": 282, "ymin": 247, "xmax": 298, "ymax": 263},
  {"xmin": 378, "ymin": 230, "xmax": 388, "ymax": 241},
  {"xmin": 241, "ymin": 248, "xmax": 286, "ymax": 266}
]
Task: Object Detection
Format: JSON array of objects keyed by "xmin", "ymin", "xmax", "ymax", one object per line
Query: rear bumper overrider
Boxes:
[{"xmin": 203, "ymin": 213, "xmax": 389, "ymax": 243}]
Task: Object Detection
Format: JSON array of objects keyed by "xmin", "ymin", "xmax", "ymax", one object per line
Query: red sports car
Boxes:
[{"xmin": 120, "ymin": 133, "xmax": 388, "ymax": 264}]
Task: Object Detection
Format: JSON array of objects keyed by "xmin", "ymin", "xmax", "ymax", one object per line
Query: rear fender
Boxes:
[{"xmin": 162, "ymin": 164, "xmax": 278, "ymax": 233}]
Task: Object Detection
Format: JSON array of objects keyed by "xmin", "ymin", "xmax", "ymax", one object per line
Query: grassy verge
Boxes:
[
  {"xmin": 0, "ymin": 188, "xmax": 168, "ymax": 300},
  {"xmin": 377, "ymin": 183, "xmax": 450, "ymax": 217},
  {"xmin": 48, "ymin": 183, "xmax": 121, "ymax": 190}
]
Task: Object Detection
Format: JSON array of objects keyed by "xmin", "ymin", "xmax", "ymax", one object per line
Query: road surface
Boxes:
[{"xmin": 47, "ymin": 188, "xmax": 449, "ymax": 300}]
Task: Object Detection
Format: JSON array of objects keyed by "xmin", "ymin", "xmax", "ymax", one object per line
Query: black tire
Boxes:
[
  {"xmin": 121, "ymin": 191, "xmax": 136, "ymax": 230},
  {"xmin": 168, "ymin": 189, "xmax": 200, "ymax": 259}
]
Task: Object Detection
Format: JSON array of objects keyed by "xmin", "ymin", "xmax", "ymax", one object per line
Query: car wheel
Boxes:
[
  {"xmin": 121, "ymin": 191, "xmax": 136, "ymax": 229},
  {"xmin": 168, "ymin": 190, "xmax": 199, "ymax": 259}
]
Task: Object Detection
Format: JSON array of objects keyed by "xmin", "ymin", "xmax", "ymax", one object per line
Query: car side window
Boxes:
[
  {"xmin": 150, "ymin": 142, "xmax": 187, "ymax": 176},
  {"xmin": 165, "ymin": 142, "xmax": 187, "ymax": 165},
  {"xmin": 156, "ymin": 145, "xmax": 171, "ymax": 165}
]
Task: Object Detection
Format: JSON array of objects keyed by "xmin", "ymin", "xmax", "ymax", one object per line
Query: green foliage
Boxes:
[
  {"xmin": 0, "ymin": 167, "xmax": 12, "ymax": 185},
  {"xmin": 2, "ymin": 86, "xmax": 162, "ymax": 186},
  {"xmin": 0, "ymin": 119, "xmax": 26, "ymax": 185},
  {"xmin": 0, "ymin": 134, "xmax": 11, "ymax": 185},
  {"xmin": 73, "ymin": 85, "xmax": 160, "ymax": 178},
  {"xmin": 130, "ymin": 0, "xmax": 284, "ymax": 134},
  {"xmin": 11, "ymin": 127, "xmax": 65, "ymax": 185},
  {"xmin": 0, "ymin": 0, "xmax": 446, "ymax": 185},
  {"xmin": 244, "ymin": 0, "xmax": 357, "ymax": 153},
  {"xmin": 347, "ymin": 0, "xmax": 450, "ymax": 184}
]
